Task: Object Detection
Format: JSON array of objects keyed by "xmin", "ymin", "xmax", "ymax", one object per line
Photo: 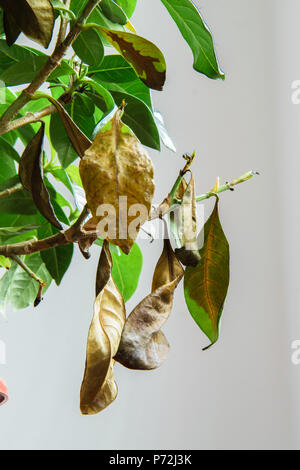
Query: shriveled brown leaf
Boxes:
[
  {"xmin": 19, "ymin": 123, "xmax": 62, "ymax": 229},
  {"xmin": 0, "ymin": 0, "xmax": 55, "ymax": 48},
  {"xmin": 48, "ymin": 98, "xmax": 92, "ymax": 157},
  {"xmin": 79, "ymin": 109, "xmax": 155, "ymax": 254},
  {"xmin": 115, "ymin": 237, "xmax": 184, "ymax": 370},
  {"xmin": 80, "ymin": 241, "xmax": 126, "ymax": 415},
  {"xmin": 173, "ymin": 173, "xmax": 201, "ymax": 267}
]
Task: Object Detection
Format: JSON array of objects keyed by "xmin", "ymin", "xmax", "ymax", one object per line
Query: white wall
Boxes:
[{"xmin": 0, "ymin": 0, "xmax": 298, "ymax": 449}]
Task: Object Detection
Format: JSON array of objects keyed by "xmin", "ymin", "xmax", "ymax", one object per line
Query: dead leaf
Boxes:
[
  {"xmin": 174, "ymin": 173, "xmax": 201, "ymax": 267},
  {"xmin": 79, "ymin": 108, "xmax": 155, "ymax": 254},
  {"xmin": 115, "ymin": 236, "xmax": 184, "ymax": 370},
  {"xmin": 19, "ymin": 122, "xmax": 62, "ymax": 230},
  {"xmin": 0, "ymin": 0, "xmax": 55, "ymax": 48},
  {"xmin": 80, "ymin": 241, "xmax": 126, "ymax": 415}
]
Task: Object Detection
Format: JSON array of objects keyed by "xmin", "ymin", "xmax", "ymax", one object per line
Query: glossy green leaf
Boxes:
[
  {"xmin": 0, "ymin": 190, "xmax": 36, "ymax": 215},
  {"xmin": 73, "ymin": 28, "xmax": 104, "ymax": 66},
  {"xmin": 99, "ymin": 28, "xmax": 166, "ymax": 90},
  {"xmin": 115, "ymin": 0, "xmax": 137, "ymax": 18},
  {"xmin": 161, "ymin": 0, "xmax": 224, "ymax": 80},
  {"xmin": 0, "ymin": 56, "xmax": 74, "ymax": 86},
  {"xmin": 88, "ymin": 55, "xmax": 137, "ymax": 83},
  {"xmin": 100, "ymin": 0, "xmax": 128, "ymax": 25},
  {"xmin": 0, "ymin": 137, "xmax": 20, "ymax": 164},
  {"xmin": 0, "ymin": 253, "xmax": 52, "ymax": 315},
  {"xmin": 111, "ymin": 242, "xmax": 143, "ymax": 302},
  {"xmin": 0, "ymin": 225, "xmax": 40, "ymax": 244},
  {"xmin": 50, "ymin": 111, "xmax": 78, "ymax": 168},
  {"xmin": 108, "ymin": 90, "xmax": 160, "ymax": 150},
  {"xmin": 184, "ymin": 199, "xmax": 230, "ymax": 348},
  {"xmin": 37, "ymin": 216, "xmax": 73, "ymax": 285},
  {"xmin": 0, "ymin": 39, "xmax": 42, "ymax": 62}
]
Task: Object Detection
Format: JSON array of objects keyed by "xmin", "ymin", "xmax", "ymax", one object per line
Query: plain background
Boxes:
[{"xmin": 0, "ymin": 0, "xmax": 299, "ymax": 450}]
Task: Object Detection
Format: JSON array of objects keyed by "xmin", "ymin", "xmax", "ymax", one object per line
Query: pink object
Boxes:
[{"xmin": 0, "ymin": 378, "xmax": 8, "ymax": 406}]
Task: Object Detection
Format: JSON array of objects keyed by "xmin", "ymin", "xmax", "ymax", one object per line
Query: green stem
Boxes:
[
  {"xmin": 0, "ymin": 183, "xmax": 22, "ymax": 199},
  {"xmin": 195, "ymin": 171, "xmax": 259, "ymax": 202}
]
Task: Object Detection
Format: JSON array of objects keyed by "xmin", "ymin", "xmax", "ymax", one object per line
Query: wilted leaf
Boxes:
[
  {"xmin": 99, "ymin": 28, "xmax": 166, "ymax": 90},
  {"xmin": 184, "ymin": 199, "xmax": 230, "ymax": 349},
  {"xmin": 48, "ymin": 98, "xmax": 92, "ymax": 158},
  {"xmin": 79, "ymin": 108, "xmax": 155, "ymax": 254},
  {"xmin": 161, "ymin": 0, "xmax": 224, "ymax": 80},
  {"xmin": 3, "ymin": 11, "xmax": 21, "ymax": 46},
  {"xmin": 0, "ymin": 0, "xmax": 55, "ymax": 48},
  {"xmin": 174, "ymin": 173, "xmax": 201, "ymax": 267},
  {"xmin": 115, "ymin": 236, "xmax": 184, "ymax": 370},
  {"xmin": 80, "ymin": 241, "xmax": 126, "ymax": 415},
  {"xmin": 19, "ymin": 123, "xmax": 62, "ymax": 229}
]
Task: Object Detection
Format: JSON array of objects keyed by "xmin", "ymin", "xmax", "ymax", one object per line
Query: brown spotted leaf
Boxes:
[
  {"xmin": 115, "ymin": 237, "xmax": 184, "ymax": 370},
  {"xmin": 0, "ymin": 0, "xmax": 55, "ymax": 48},
  {"xmin": 99, "ymin": 28, "xmax": 166, "ymax": 91},
  {"xmin": 184, "ymin": 199, "xmax": 230, "ymax": 349},
  {"xmin": 19, "ymin": 123, "xmax": 62, "ymax": 229},
  {"xmin": 174, "ymin": 173, "xmax": 201, "ymax": 267},
  {"xmin": 79, "ymin": 108, "xmax": 155, "ymax": 254},
  {"xmin": 80, "ymin": 241, "xmax": 126, "ymax": 415},
  {"xmin": 48, "ymin": 97, "xmax": 92, "ymax": 158}
]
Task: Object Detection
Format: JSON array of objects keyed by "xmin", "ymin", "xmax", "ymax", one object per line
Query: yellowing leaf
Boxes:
[
  {"xmin": 19, "ymin": 123, "xmax": 62, "ymax": 229},
  {"xmin": 0, "ymin": 255, "xmax": 11, "ymax": 270},
  {"xmin": 79, "ymin": 108, "xmax": 155, "ymax": 254},
  {"xmin": 99, "ymin": 28, "xmax": 166, "ymax": 90},
  {"xmin": 115, "ymin": 237, "xmax": 184, "ymax": 370},
  {"xmin": 184, "ymin": 199, "xmax": 230, "ymax": 349},
  {"xmin": 80, "ymin": 241, "xmax": 126, "ymax": 415},
  {"xmin": 0, "ymin": 0, "xmax": 55, "ymax": 48}
]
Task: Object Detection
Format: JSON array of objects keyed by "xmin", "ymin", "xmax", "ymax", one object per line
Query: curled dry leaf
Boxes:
[
  {"xmin": 80, "ymin": 241, "xmax": 126, "ymax": 415},
  {"xmin": 184, "ymin": 198, "xmax": 230, "ymax": 349},
  {"xmin": 174, "ymin": 173, "xmax": 201, "ymax": 267},
  {"xmin": 48, "ymin": 97, "xmax": 92, "ymax": 158},
  {"xmin": 115, "ymin": 236, "xmax": 184, "ymax": 370},
  {"xmin": 99, "ymin": 28, "xmax": 166, "ymax": 91},
  {"xmin": 79, "ymin": 108, "xmax": 155, "ymax": 254},
  {"xmin": 0, "ymin": 0, "xmax": 55, "ymax": 48},
  {"xmin": 19, "ymin": 122, "xmax": 62, "ymax": 230}
]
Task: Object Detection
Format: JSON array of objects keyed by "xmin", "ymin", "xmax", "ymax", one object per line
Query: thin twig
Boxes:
[{"xmin": 0, "ymin": 183, "xmax": 22, "ymax": 199}]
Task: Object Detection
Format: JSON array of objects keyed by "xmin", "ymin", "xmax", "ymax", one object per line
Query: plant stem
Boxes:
[
  {"xmin": 0, "ymin": 0, "xmax": 102, "ymax": 134},
  {"xmin": 195, "ymin": 171, "xmax": 259, "ymax": 202},
  {"xmin": 0, "ymin": 183, "xmax": 22, "ymax": 199}
]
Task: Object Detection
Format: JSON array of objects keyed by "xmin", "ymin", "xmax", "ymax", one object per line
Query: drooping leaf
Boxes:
[
  {"xmin": 37, "ymin": 217, "xmax": 74, "ymax": 285},
  {"xmin": 80, "ymin": 241, "xmax": 126, "ymax": 415},
  {"xmin": 184, "ymin": 199, "xmax": 230, "ymax": 348},
  {"xmin": 0, "ymin": 252, "xmax": 52, "ymax": 315},
  {"xmin": 73, "ymin": 28, "xmax": 104, "ymax": 66},
  {"xmin": 48, "ymin": 97, "xmax": 92, "ymax": 158},
  {"xmin": 0, "ymin": 0, "xmax": 55, "ymax": 48},
  {"xmin": 161, "ymin": 0, "xmax": 224, "ymax": 80},
  {"xmin": 115, "ymin": 236, "xmax": 184, "ymax": 370},
  {"xmin": 174, "ymin": 173, "xmax": 201, "ymax": 267},
  {"xmin": 99, "ymin": 28, "xmax": 166, "ymax": 90},
  {"xmin": 79, "ymin": 108, "xmax": 155, "ymax": 254},
  {"xmin": 111, "ymin": 242, "xmax": 143, "ymax": 302},
  {"xmin": 19, "ymin": 123, "xmax": 62, "ymax": 229}
]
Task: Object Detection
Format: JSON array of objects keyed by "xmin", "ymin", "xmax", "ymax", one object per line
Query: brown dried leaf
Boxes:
[
  {"xmin": 19, "ymin": 123, "xmax": 62, "ymax": 229},
  {"xmin": 174, "ymin": 173, "xmax": 201, "ymax": 267},
  {"xmin": 79, "ymin": 109, "xmax": 155, "ymax": 254},
  {"xmin": 115, "ymin": 237, "xmax": 184, "ymax": 370},
  {"xmin": 80, "ymin": 241, "xmax": 126, "ymax": 415},
  {"xmin": 0, "ymin": 0, "xmax": 55, "ymax": 48},
  {"xmin": 49, "ymin": 98, "xmax": 92, "ymax": 157},
  {"xmin": 3, "ymin": 12, "xmax": 21, "ymax": 47}
]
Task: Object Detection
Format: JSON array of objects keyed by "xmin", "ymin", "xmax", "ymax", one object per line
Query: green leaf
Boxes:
[
  {"xmin": 73, "ymin": 28, "xmax": 104, "ymax": 66},
  {"xmin": 0, "ymin": 255, "xmax": 11, "ymax": 269},
  {"xmin": 161, "ymin": 0, "xmax": 224, "ymax": 80},
  {"xmin": 107, "ymin": 90, "xmax": 160, "ymax": 150},
  {"xmin": 84, "ymin": 78, "xmax": 115, "ymax": 114},
  {"xmin": 184, "ymin": 199, "xmax": 230, "ymax": 348},
  {"xmin": 0, "ymin": 56, "xmax": 74, "ymax": 86},
  {"xmin": 103, "ymin": 77, "xmax": 153, "ymax": 109},
  {"xmin": 0, "ymin": 39, "xmax": 42, "ymax": 62},
  {"xmin": 88, "ymin": 54, "xmax": 138, "ymax": 83},
  {"xmin": 100, "ymin": 0, "xmax": 128, "ymax": 25},
  {"xmin": 50, "ymin": 111, "xmax": 78, "ymax": 168},
  {"xmin": 154, "ymin": 110, "xmax": 176, "ymax": 152},
  {"xmin": 115, "ymin": 0, "xmax": 137, "ymax": 18},
  {"xmin": 0, "ymin": 225, "xmax": 40, "ymax": 244},
  {"xmin": 99, "ymin": 29, "xmax": 166, "ymax": 91},
  {"xmin": 111, "ymin": 242, "xmax": 143, "ymax": 302},
  {"xmin": 37, "ymin": 217, "xmax": 73, "ymax": 285},
  {"xmin": 0, "ymin": 252, "xmax": 52, "ymax": 315},
  {"xmin": 0, "ymin": 190, "xmax": 36, "ymax": 215}
]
